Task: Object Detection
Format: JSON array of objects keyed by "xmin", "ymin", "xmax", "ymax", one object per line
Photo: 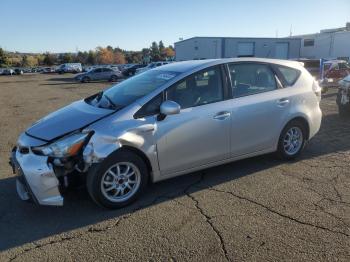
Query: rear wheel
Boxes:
[
  {"xmin": 277, "ymin": 120, "xmax": 307, "ymax": 160},
  {"xmin": 110, "ymin": 75, "xmax": 118, "ymax": 82},
  {"xmin": 87, "ymin": 150, "xmax": 149, "ymax": 209}
]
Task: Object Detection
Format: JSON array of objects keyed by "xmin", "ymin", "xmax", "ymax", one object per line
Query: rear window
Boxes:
[{"xmin": 277, "ymin": 66, "xmax": 301, "ymax": 86}]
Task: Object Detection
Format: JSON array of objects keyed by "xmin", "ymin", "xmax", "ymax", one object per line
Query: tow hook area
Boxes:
[{"xmin": 16, "ymin": 177, "xmax": 30, "ymax": 201}]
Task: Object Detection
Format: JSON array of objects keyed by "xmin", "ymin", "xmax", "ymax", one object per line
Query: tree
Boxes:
[
  {"xmin": 125, "ymin": 51, "xmax": 142, "ymax": 64},
  {"xmin": 43, "ymin": 52, "xmax": 57, "ymax": 65},
  {"xmin": 8, "ymin": 57, "xmax": 22, "ymax": 67},
  {"xmin": 26, "ymin": 56, "xmax": 39, "ymax": 67},
  {"xmin": 150, "ymin": 41, "xmax": 161, "ymax": 61},
  {"xmin": 163, "ymin": 47, "xmax": 175, "ymax": 60},
  {"xmin": 0, "ymin": 48, "xmax": 9, "ymax": 67},
  {"xmin": 159, "ymin": 40, "xmax": 165, "ymax": 59},
  {"xmin": 21, "ymin": 55, "xmax": 29, "ymax": 67},
  {"xmin": 114, "ymin": 51, "xmax": 126, "ymax": 64},
  {"xmin": 76, "ymin": 51, "xmax": 88, "ymax": 64},
  {"xmin": 97, "ymin": 47, "xmax": 114, "ymax": 64},
  {"xmin": 87, "ymin": 50, "xmax": 97, "ymax": 65},
  {"xmin": 61, "ymin": 53, "xmax": 73, "ymax": 63}
]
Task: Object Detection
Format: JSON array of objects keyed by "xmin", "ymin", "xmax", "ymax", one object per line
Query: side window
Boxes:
[
  {"xmin": 339, "ymin": 63, "xmax": 347, "ymax": 70},
  {"xmin": 94, "ymin": 68, "xmax": 102, "ymax": 73},
  {"xmin": 276, "ymin": 66, "xmax": 301, "ymax": 86},
  {"xmin": 228, "ymin": 63, "xmax": 277, "ymax": 98},
  {"xmin": 134, "ymin": 93, "xmax": 163, "ymax": 118},
  {"xmin": 166, "ymin": 66, "xmax": 224, "ymax": 109}
]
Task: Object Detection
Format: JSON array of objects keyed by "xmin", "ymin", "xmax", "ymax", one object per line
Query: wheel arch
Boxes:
[
  {"xmin": 116, "ymin": 145, "xmax": 153, "ymax": 181},
  {"xmin": 282, "ymin": 116, "xmax": 310, "ymax": 140}
]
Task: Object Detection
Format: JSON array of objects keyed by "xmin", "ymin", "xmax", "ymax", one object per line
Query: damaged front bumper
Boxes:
[{"xmin": 10, "ymin": 147, "xmax": 63, "ymax": 206}]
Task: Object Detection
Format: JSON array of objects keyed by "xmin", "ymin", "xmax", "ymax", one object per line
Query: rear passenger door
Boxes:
[
  {"xmin": 102, "ymin": 68, "xmax": 113, "ymax": 80},
  {"xmin": 227, "ymin": 63, "xmax": 293, "ymax": 157}
]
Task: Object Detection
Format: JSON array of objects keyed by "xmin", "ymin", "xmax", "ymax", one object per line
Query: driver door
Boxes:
[{"xmin": 155, "ymin": 66, "xmax": 231, "ymax": 176}]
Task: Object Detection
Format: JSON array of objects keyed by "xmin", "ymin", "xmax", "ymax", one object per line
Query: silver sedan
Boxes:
[{"xmin": 75, "ymin": 67, "xmax": 123, "ymax": 83}]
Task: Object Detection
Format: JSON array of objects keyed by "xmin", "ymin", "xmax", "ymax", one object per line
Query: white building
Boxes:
[
  {"xmin": 175, "ymin": 37, "xmax": 301, "ymax": 61},
  {"xmin": 296, "ymin": 22, "xmax": 350, "ymax": 60}
]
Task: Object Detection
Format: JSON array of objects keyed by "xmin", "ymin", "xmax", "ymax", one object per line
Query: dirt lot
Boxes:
[{"xmin": 0, "ymin": 74, "xmax": 349, "ymax": 261}]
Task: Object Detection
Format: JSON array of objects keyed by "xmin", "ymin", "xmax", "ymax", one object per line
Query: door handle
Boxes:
[
  {"xmin": 213, "ymin": 111, "xmax": 231, "ymax": 120},
  {"xmin": 277, "ymin": 98, "xmax": 290, "ymax": 107}
]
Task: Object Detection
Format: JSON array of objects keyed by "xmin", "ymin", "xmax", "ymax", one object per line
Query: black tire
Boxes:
[
  {"xmin": 81, "ymin": 76, "xmax": 90, "ymax": 83},
  {"xmin": 86, "ymin": 149, "xmax": 149, "ymax": 209},
  {"xmin": 110, "ymin": 75, "xmax": 118, "ymax": 82},
  {"xmin": 277, "ymin": 120, "xmax": 307, "ymax": 160}
]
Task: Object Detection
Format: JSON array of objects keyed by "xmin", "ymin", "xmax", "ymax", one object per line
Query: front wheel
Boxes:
[
  {"xmin": 277, "ymin": 120, "xmax": 307, "ymax": 160},
  {"xmin": 86, "ymin": 150, "xmax": 149, "ymax": 209},
  {"xmin": 81, "ymin": 76, "xmax": 90, "ymax": 83}
]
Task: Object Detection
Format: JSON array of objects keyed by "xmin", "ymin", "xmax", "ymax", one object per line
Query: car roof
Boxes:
[{"xmin": 159, "ymin": 58, "xmax": 303, "ymax": 73}]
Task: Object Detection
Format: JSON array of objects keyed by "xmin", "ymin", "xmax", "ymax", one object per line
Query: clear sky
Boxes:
[{"xmin": 1, "ymin": 0, "xmax": 349, "ymax": 53}]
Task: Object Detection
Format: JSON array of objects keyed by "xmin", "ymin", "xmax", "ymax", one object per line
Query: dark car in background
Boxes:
[
  {"xmin": 122, "ymin": 64, "xmax": 147, "ymax": 76},
  {"xmin": 337, "ymin": 75, "xmax": 350, "ymax": 117}
]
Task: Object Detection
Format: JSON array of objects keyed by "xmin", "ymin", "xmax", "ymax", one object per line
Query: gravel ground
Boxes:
[{"xmin": 0, "ymin": 74, "xmax": 349, "ymax": 261}]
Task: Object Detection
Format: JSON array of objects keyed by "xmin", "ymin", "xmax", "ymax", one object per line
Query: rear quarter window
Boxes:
[{"xmin": 277, "ymin": 66, "xmax": 301, "ymax": 86}]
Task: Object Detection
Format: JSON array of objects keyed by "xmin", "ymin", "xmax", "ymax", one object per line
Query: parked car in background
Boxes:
[
  {"xmin": 74, "ymin": 67, "xmax": 122, "ymax": 83},
  {"xmin": 10, "ymin": 58, "xmax": 322, "ymax": 208},
  {"xmin": 336, "ymin": 75, "xmax": 350, "ymax": 117},
  {"xmin": 295, "ymin": 59, "xmax": 320, "ymax": 79},
  {"xmin": 14, "ymin": 68, "xmax": 24, "ymax": 75},
  {"xmin": 122, "ymin": 64, "xmax": 147, "ymax": 76},
  {"xmin": 321, "ymin": 60, "xmax": 350, "ymax": 87},
  {"xmin": 82, "ymin": 66, "xmax": 94, "ymax": 72},
  {"xmin": 2, "ymin": 68, "xmax": 14, "ymax": 75},
  {"xmin": 135, "ymin": 61, "xmax": 170, "ymax": 75},
  {"xmin": 57, "ymin": 63, "xmax": 82, "ymax": 74},
  {"xmin": 42, "ymin": 67, "xmax": 56, "ymax": 74},
  {"xmin": 22, "ymin": 68, "xmax": 32, "ymax": 73}
]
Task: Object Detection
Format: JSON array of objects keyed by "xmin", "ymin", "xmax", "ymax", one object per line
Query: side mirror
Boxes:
[{"xmin": 158, "ymin": 100, "xmax": 180, "ymax": 121}]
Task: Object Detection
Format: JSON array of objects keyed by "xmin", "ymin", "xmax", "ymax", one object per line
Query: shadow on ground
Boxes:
[{"xmin": 0, "ymin": 112, "xmax": 349, "ymax": 252}]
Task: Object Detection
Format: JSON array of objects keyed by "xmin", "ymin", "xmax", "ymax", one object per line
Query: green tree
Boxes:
[
  {"xmin": 87, "ymin": 50, "xmax": 97, "ymax": 65},
  {"xmin": 150, "ymin": 41, "xmax": 161, "ymax": 61},
  {"xmin": 0, "ymin": 48, "xmax": 9, "ymax": 67},
  {"xmin": 21, "ymin": 55, "xmax": 29, "ymax": 67},
  {"xmin": 159, "ymin": 41, "xmax": 165, "ymax": 60},
  {"xmin": 76, "ymin": 51, "xmax": 88, "ymax": 64},
  {"xmin": 62, "ymin": 53, "xmax": 73, "ymax": 63},
  {"xmin": 43, "ymin": 52, "xmax": 57, "ymax": 65}
]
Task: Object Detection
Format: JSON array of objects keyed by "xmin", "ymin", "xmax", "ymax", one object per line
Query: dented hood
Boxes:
[{"xmin": 26, "ymin": 100, "xmax": 114, "ymax": 141}]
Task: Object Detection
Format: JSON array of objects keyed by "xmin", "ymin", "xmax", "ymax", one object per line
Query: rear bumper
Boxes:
[
  {"xmin": 309, "ymin": 106, "xmax": 322, "ymax": 140},
  {"xmin": 10, "ymin": 148, "xmax": 63, "ymax": 206}
]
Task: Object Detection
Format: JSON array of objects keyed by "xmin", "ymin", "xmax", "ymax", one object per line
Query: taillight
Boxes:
[{"xmin": 313, "ymin": 80, "xmax": 322, "ymax": 101}]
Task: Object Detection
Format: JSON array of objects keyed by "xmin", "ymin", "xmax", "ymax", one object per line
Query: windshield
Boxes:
[{"xmin": 103, "ymin": 70, "xmax": 180, "ymax": 106}]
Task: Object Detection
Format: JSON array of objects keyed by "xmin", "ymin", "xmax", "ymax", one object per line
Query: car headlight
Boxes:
[{"xmin": 32, "ymin": 132, "xmax": 91, "ymax": 158}]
